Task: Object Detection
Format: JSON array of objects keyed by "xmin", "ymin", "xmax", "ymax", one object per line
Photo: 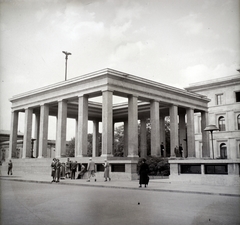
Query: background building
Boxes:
[{"xmin": 185, "ymin": 74, "xmax": 240, "ymax": 160}]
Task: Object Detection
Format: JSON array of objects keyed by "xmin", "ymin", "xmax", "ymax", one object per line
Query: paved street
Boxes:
[{"xmin": 1, "ymin": 179, "xmax": 239, "ymax": 225}]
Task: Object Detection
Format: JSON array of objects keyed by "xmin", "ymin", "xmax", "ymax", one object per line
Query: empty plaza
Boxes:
[{"xmin": 1, "ymin": 178, "xmax": 239, "ymax": 225}]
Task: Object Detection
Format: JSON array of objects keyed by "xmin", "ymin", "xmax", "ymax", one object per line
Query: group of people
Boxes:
[
  {"xmin": 174, "ymin": 144, "xmax": 184, "ymax": 157},
  {"xmin": 50, "ymin": 157, "xmax": 111, "ymax": 183},
  {"xmin": 51, "ymin": 158, "xmax": 81, "ymax": 183}
]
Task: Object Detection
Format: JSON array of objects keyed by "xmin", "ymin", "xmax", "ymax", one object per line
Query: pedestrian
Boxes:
[
  {"xmin": 8, "ymin": 160, "xmax": 13, "ymax": 175},
  {"xmin": 179, "ymin": 144, "xmax": 183, "ymax": 157},
  {"xmin": 160, "ymin": 142, "xmax": 165, "ymax": 157},
  {"xmin": 60, "ymin": 162, "xmax": 65, "ymax": 179},
  {"xmin": 71, "ymin": 161, "xmax": 77, "ymax": 179},
  {"xmin": 139, "ymin": 158, "xmax": 149, "ymax": 188},
  {"xmin": 51, "ymin": 158, "xmax": 56, "ymax": 182},
  {"xmin": 103, "ymin": 159, "xmax": 111, "ymax": 181},
  {"xmin": 87, "ymin": 158, "xmax": 96, "ymax": 182},
  {"xmin": 55, "ymin": 159, "xmax": 61, "ymax": 183},
  {"xmin": 77, "ymin": 164, "xmax": 86, "ymax": 179},
  {"xmin": 174, "ymin": 145, "xmax": 179, "ymax": 157},
  {"xmin": 65, "ymin": 158, "xmax": 71, "ymax": 178}
]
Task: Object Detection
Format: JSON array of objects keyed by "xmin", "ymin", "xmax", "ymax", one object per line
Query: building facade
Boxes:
[
  {"xmin": 185, "ymin": 75, "xmax": 240, "ymax": 160},
  {"xmin": 7, "ymin": 68, "xmax": 210, "ymax": 179},
  {"xmin": 167, "ymin": 74, "xmax": 240, "ymax": 185}
]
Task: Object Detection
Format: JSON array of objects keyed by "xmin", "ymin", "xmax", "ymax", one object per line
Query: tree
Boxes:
[
  {"xmin": 66, "ymin": 137, "xmax": 75, "ymax": 157},
  {"xmin": 113, "ymin": 125, "xmax": 124, "ymax": 156}
]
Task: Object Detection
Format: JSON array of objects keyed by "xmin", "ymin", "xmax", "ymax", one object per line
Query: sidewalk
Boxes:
[{"xmin": 1, "ymin": 173, "xmax": 240, "ymax": 197}]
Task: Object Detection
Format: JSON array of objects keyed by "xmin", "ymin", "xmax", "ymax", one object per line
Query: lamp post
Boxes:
[
  {"xmin": 62, "ymin": 51, "xmax": 72, "ymax": 81},
  {"xmin": 204, "ymin": 125, "xmax": 219, "ymax": 159}
]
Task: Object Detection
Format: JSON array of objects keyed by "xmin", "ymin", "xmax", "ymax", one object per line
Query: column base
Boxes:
[
  {"xmin": 127, "ymin": 155, "xmax": 139, "ymax": 158},
  {"xmin": 101, "ymin": 154, "xmax": 113, "ymax": 158}
]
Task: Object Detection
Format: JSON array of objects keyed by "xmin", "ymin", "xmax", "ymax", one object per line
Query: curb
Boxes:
[{"xmin": 1, "ymin": 177, "xmax": 240, "ymax": 198}]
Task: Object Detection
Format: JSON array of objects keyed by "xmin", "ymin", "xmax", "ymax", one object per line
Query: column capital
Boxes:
[
  {"xmin": 78, "ymin": 94, "xmax": 89, "ymax": 98},
  {"xmin": 150, "ymin": 99, "xmax": 159, "ymax": 103},
  {"xmin": 24, "ymin": 107, "xmax": 33, "ymax": 111},
  {"xmin": 101, "ymin": 88, "xmax": 114, "ymax": 93},
  {"xmin": 127, "ymin": 94, "xmax": 138, "ymax": 98},
  {"xmin": 57, "ymin": 99, "xmax": 68, "ymax": 103}
]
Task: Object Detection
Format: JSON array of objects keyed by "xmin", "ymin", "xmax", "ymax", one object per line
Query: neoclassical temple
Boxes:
[{"xmin": 8, "ymin": 69, "xmax": 210, "ymax": 179}]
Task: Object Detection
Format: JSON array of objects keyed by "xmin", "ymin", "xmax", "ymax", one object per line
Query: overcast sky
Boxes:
[{"xmin": 0, "ymin": 0, "xmax": 239, "ymax": 139}]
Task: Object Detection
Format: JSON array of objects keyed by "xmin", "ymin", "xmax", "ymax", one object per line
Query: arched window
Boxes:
[
  {"xmin": 237, "ymin": 114, "xmax": 240, "ymax": 130},
  {"xmin": 220, "ymin": 143, "xmax": 227, "ymax": 159},
  {"xmin": 218, "ymin": 116, "xmax": 225, "ymax": 131}
]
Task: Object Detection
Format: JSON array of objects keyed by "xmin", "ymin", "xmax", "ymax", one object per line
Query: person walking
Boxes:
[
  {"xmin": 8, "ymin": 160, "xmax": 13, "ymax": 175},
  {"xmin": 139, "ymin": 158, "xmax": 149, "ymax": 188},
  {"xmin": 55, "ymin": 159, "xmax": 61, "ymax": 183},
  {"xmin": 87, "ymin": 158, "xmax": 96, "ymax": 182},
  {"xmin": 51, "ymin": 158, "xmax": 56, "ymax": 182},
  {"xmin": 103, "ymin": 159, "xmax": 111, "ymax": 181},
  {"xmin": 71, "ymin": 161, "xmax": 77, "ymax": 179}
]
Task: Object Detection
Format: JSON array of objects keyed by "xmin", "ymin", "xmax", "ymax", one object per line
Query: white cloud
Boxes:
[
  {"xmin": 180, "ymin": 63, "xmax": 239, "ymax": 87},
  {"xmin": 176, "ymin": 13, "xmax": 203, "ymax": 35}
]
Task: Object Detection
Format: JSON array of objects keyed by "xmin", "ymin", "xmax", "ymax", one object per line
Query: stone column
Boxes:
[
  {"xmin": 187, "ymin": 108, "xmax": 195, "ymax": 157},
  {"xmin": 170, "ymin": 105, "xmax": 178, "ymax": 157},
  {"xmin": 128, "ymin": 95, "xmax": 138, "ymax": 157},
  {"xmin": 92, "ymin": 120, "xmax": 99, "ymax": 157},
  {"xmin": 9, "ymin": 111, "xmax": 19, "ymax": 159},
  {"xmin": 75, "ymin": 118, "xmax": 78, "ymax": 157},
  {"xmin": 77, "ymin": 95, "xmax": 88, "ymax": 157},
  {"xmin": 150, "ymin": 100, "xmax": 160, "ymax": 156},
  {"xmin": 179, "ymin": 111, "xmax": 186, "ymax": 158},
  {"xmin": 160, "ymin": 115, "xmax": 166, "ymax": 157},
  {"xmin": 23, "ymin": 108, "xmax": 33, "ymax": 158},
  {"xmin": 34, "ymin": 112, "xmax": 40, "ymax": 158},
  {"xmin": 124, "ymin": 120, "xmax": 128, "ymax": 157},
  {"xmin": 56, "ymin": 100, "xmax": 67, "ymax": 158},
  {"xmin": 201, "ymin": 111, "xmax": 210, "ymax": 158},
  {"xmin": 102, "ymin": 90, "xmax": 113, "ymax": 157},
  {"xmin": 140, "ymin": 118, "xmax": 147, "ymax": 158},
  {"xmin": 38, "ymin": 104, "xmax": 49, "ymax": 158}
]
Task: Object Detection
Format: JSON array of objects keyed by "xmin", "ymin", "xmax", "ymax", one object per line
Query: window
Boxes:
[
  {"xmin": 180, "ymin": 164, "xmax": 201, "ymax": 174},
  {"xmin": 237, "ymin": 114, "xmax": 240, "ymax": 130},
  {"xmin": 218, "ymin": 116, "xmax": 226, "ymax": 131},
  {"xmin": 220, "ymin": 143, "xmax": 227, "ymax": 159},
  {"xmin": 236, "ymin": 92, "xmax": 240, "ymax": 102},
  {"xmin": 216, "ymin": 94, "xmax": 223, "ymax": 105},
  {"xmin": 205, "ymin": 164, "xmax": 228, "ymax": 175},
  {"xmin": 111, "ymin": 164, "xmax": 125, "ymax": 172},
  {"xmin": 96, "ymin": 164, "xmax": 104, "ymax": 172}
]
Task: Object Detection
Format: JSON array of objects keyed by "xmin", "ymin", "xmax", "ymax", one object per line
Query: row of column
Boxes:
[{"xmin": 9, "ymin": 90, "xmax": 210, "ymax": 159}]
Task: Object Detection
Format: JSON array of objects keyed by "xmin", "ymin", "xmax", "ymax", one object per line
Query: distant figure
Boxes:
[
  {"xmin": 71, "ymin": 161, "xmax": 77, "ymax": 179},
  {"xmin": 60, "ymin": 162, "xmax": 65, "ymax": 179},
  {"xmin": 77, "ymin": 164, "xmax": 86, "ymax": 179},
  {"xmin": 87, "ymin": 158, "xmax": 96, "ymax": 182},
  {"xmin": 8, "ymin": 160, "xmax": 13, "ymax": 175},
  {"xmin": 139, "ymin": 159, "xmax": 149, "ymax": 188},
  {"xmin": 65, "ymin": 158, "xmax": 71, "ymax": 178},
  {"xmin": 55, "ymin": 159, "xmax": 62, "ymax": 183},
  {"xmin": 174, "ymin": 145, "xmax": 179, "ymax": 157},
  {"xmin": 51, "ymin": 158, "xmax": 56, "ymax": 182},
  {"xmin": 160, "ymin": 142, "xmax": 165, "ymax": 157},
  {"xmin": 103, "ymin": 159, "xmax": 111, "ymax": 182},
  {"xmin": 179, "ymin": 144, "xmax": 183, "ymax": 157}
]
